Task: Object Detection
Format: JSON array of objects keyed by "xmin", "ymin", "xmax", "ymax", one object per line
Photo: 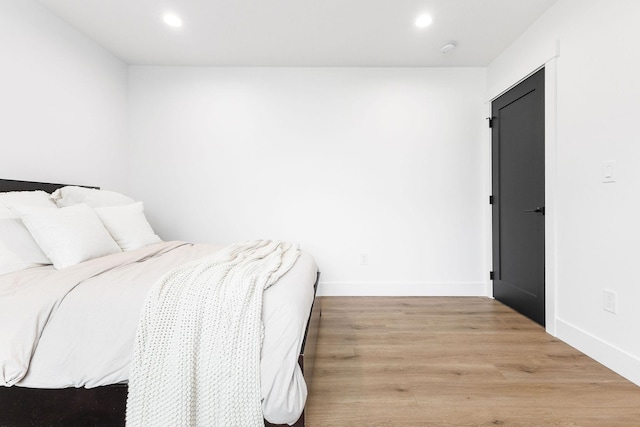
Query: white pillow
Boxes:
[
  {"xmin": 94, "ymin": 202, "xmax": 162, "ymax": 251},
  {"xmin": 50, "ymin": 186, "xmax": 135, "ymax": 208},
  {"xmin": 0, "ymin": 218, "xmax": 51, "ymax": 276},
  {"xmin": 0, "ymin": 241, "xmax": 27, "ymax": 276},
  {"xmin": 14, "ymin": 204, "xmax": 122, "ymax": 269},
  {"xmin": 0, "ymin": 190, "xmax": 57, "ymax": 219}
]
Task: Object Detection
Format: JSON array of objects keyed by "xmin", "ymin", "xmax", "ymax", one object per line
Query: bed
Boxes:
[{"xmin": 0, "ymin": 178, "xmax": 321, "ymax": 427}]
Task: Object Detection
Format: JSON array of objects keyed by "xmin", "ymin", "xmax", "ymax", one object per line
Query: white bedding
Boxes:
[{"xmin": 0, "ymin": 241, "xmax": 317, "ymax": 425}]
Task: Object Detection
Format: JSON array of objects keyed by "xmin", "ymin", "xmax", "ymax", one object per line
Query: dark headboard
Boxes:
[
  {"xmin": 0, "ymin": 179, "xmax": 69, "ymax": 194},
  {"xmin": 0, "ymin": 179, "xmax": 98, "ymax": 193}
]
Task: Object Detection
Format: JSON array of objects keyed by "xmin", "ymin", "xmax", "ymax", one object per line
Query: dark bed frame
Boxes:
[{"xmin": 0, "ymin": 178, "xmax": 322, "ymax": 427}]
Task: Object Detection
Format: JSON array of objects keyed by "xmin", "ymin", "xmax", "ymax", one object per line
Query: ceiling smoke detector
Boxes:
[{"xmin": 440, "ymin": 42, "xmax": 457, "ymax": 54}]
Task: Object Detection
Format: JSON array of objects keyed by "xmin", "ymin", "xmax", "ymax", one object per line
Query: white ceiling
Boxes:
[{"xmin": 36, "ymin": 0, "xmax": 558, "ymax": 67}]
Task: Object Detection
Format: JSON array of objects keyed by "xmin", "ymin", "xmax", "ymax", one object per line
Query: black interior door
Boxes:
[{"xmin": 492, "ymin": 68, "xmax": 545, "ymax": 326}]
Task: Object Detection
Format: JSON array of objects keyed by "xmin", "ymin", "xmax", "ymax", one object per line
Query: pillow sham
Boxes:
[
  {"xmin": 13, "ymin": 204, "xmax": 122, "ymax": 269},
  {"xmin": 51, "ymin": 186, "xmax": 135, "ymax": 208},
  {"xmin": 0, "ymin": 241, "xmax": 27, "ymax": 276},
  {"xmin": 0, "ymin": 190, "xmax": 57, "ymax": 219},
  {"xmin": 0, "ymin": 218, "xmax": 51, "ymax": 270},
  {"xmin": 94, "ymin": 202, "xmax": 162, "ymax": 251}
]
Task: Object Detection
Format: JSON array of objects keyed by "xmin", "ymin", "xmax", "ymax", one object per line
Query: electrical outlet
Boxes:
[
  {"xmin": 359, "ymin": 254, "xmax": 369, "ymax": 266},
  {"xmin": 603, "ymin": 289, "xmax": 617, "ymax": 314}
]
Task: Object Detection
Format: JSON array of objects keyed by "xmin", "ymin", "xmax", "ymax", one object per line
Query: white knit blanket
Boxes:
[{"xmin": 126, "ymin": 240, "xmax": 300, "ymax": 427}]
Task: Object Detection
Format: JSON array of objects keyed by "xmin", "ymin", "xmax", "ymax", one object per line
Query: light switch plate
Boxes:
[{"xmin": 602, "ymin": 160, "xmax": 616, "ymax": 183}]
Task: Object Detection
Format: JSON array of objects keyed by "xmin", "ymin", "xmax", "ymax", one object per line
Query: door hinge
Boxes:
[
  {"xmin": 489, "ymin": 195, "xmax": 494, "ymax": 205},
  {"xmin": 490, "ymin": 271, "xmax": 495, "ymax": 280},
  {"xmin": 486, "ymin": 116, "xmax": 495, "ymax": 128}
]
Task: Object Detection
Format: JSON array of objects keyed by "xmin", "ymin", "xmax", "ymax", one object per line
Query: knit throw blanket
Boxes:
[{"xmin": 126, "ymin": 240, "xmax": 300, "ymax": 427}]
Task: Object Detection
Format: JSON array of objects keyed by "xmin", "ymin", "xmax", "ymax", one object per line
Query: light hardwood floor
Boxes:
[{"xmin": 304, "ymin": 297, "xmax": 640, "ymax": 427}]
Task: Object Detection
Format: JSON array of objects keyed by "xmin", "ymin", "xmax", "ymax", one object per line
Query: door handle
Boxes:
[{"xmin": 523, "ymin": 207, "xmax": 545, "ymax": 214}]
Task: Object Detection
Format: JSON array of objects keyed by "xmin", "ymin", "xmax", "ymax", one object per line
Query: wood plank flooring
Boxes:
[{"xmin": 304, "ymin": 297, "xmax": 640, "ymax": 426}]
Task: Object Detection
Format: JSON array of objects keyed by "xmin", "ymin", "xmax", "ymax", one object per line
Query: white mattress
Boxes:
[{"xmin": 0, "ymin": 241, "xmax": 317, "ymax": 425}]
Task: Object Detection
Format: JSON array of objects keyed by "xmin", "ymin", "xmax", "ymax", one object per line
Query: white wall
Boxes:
[
  {"xmin": 488, "ymin": 0, "xmax": 640, "ymax": 385},
  {"xmin": 129, "ymin": 67, "xmax": 487, "ymax": 296},
  {"xmin": 0, "ymin": 0, "xmax": 129, "ymax": 192}
]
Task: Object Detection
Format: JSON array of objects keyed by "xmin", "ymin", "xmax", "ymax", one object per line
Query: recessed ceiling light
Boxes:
[
  {"xmin": 415, "ymin": 14, "xmax": 433, "ymax": 28},
  {"xmin": 163, "ymin": 13, "xmax": 183, "ymax": 28}
]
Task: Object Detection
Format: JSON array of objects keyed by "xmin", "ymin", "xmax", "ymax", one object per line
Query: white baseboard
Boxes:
[
  {"xmin": 317, "ymin": 281, "xmax": 488, "ymax": 297},
  {"xmin": 555, "ymin": 318, "xmax": 640, "ymax": 387}
]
